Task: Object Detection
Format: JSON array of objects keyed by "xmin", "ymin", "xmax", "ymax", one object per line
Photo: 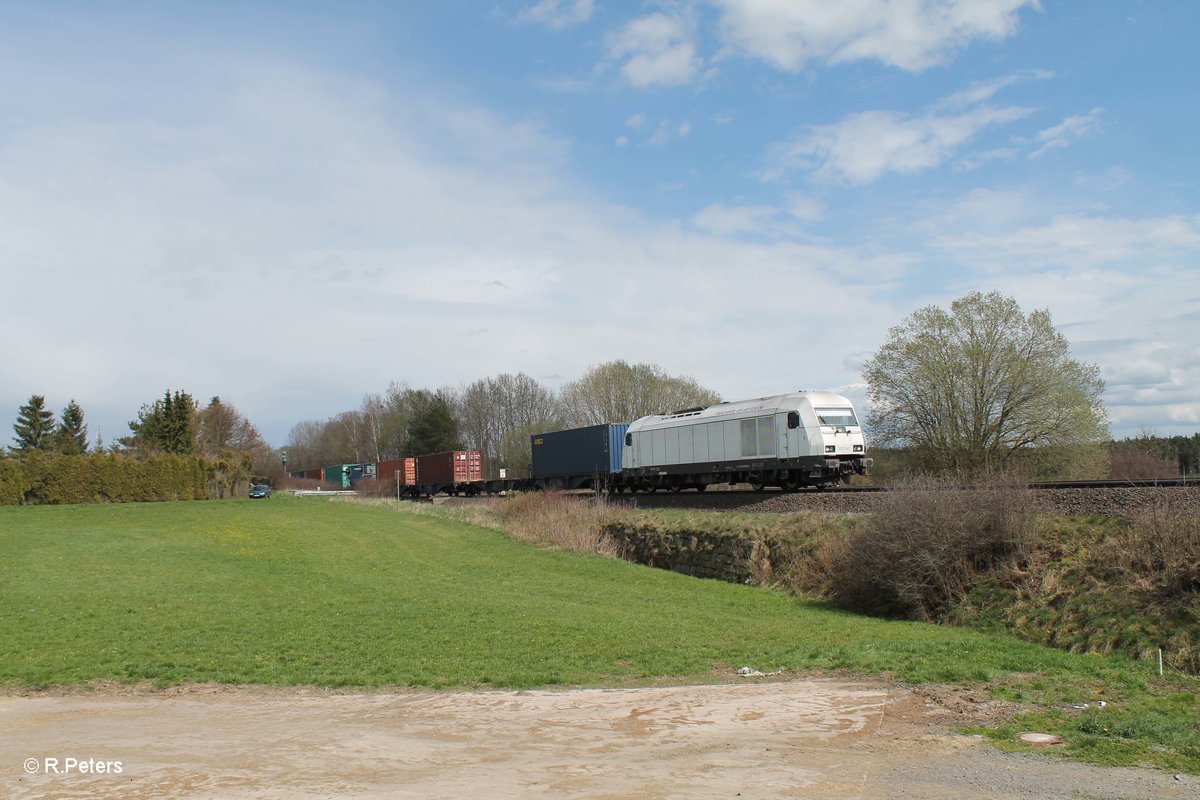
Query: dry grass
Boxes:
[
  {"xmin": 491, "ymin": 492, "xmax": 619, "ymax": 555},
  {"xmin": 1114, "ymin": 503, "xmax": 1200, "ymax": 597},
  {"xmin": 358, "ymin": 493, "xmax": 619, "ymax": 557}
]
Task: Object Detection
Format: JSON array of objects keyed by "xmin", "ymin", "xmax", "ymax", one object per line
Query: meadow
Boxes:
[{"xmin": 0, "ymin": 495, "xmax": 1196, "ymax": 772}]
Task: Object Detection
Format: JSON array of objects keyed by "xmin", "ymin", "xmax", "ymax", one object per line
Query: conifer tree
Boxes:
[
  {"xmin": 127, "ymin": 389, "xmax": 197, "ymax": 454},
  {"xmin": 55, "ymin": 399, "xmax": 89, "ymax": 455},
  {"xmin": 12, "ymin": 395, "xmax": 56, "ymax": 452}
]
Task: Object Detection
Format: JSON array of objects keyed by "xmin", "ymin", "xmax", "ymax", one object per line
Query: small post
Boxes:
[{"xmin": 1159, "ymin": 648, "xmax": 1164, "ymax": 676}]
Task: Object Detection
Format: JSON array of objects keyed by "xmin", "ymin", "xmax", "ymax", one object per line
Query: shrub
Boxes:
[
  {"xmin": 1110, "ymin": 449, "xmax": 1180, "ymax": 480},
  {"xmin": 817, "ymin": 479, "xmax": 1037, "ymax": 620},
  {"xmin": 349, "ymin": 478, "xmax": 394, "ymax": 498},
  {"xmin": 0, "ymin": 452, "xmax": 244, "ymax": 504}
]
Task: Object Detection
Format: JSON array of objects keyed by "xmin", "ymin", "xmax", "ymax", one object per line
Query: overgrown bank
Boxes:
[{"xmin": 452, "ymin": 488, "xmax": 1200, "ymax": 676}]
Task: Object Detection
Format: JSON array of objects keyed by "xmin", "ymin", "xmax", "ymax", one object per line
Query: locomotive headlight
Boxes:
[
  {"xmin": 824, "ymin": 445, "xmax": 835, "ymax": 453},
  {"xmin": 853, "ymin": 445, "xmax": 863, "ymax": 452}
]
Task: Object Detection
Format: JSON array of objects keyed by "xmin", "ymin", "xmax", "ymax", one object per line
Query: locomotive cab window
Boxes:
[
  {"xmin": 625, "ymin": 432, "xmax": 633, "ymax": 446},
  {"xmin": 786, "ymin": 411, "xmax": 800, "ymax": 429},
  {"xmin": 815, "ymin": 407, "xmax": 859, "ymax": 427}
]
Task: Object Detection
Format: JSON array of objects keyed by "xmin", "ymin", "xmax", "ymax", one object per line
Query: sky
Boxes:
[{"xmin": 1, "ymin": 0, "xmax": 1198, "ymax": 448}]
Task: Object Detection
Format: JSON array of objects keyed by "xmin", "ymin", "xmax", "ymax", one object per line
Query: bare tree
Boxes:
[
  {"xmin": 558, "ymin": 361, "xmax": 722, "ymax": 426},
  {"xmin": 285, "ymin": 419, "xmax": 332, "ymax": 471},
  {"xmin": 359, "ymin": 393, "xmax": 387, "ymax": 464},
  {"xmin": 452, "ymin": 372, "xmax": 561, "ymax": 478},
  {"xmin": 197, "ymin": 397, "xmax": 266, "ymax": 455}
]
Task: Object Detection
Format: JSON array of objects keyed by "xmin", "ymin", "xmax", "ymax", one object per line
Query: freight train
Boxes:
[{"xmin": 290, "ymin": 390, "xmax": 870, "ymax": 497}]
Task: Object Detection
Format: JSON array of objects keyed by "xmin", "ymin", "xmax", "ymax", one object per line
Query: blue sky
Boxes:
[{"xmin": 1, "ymin": 0, "xmax": 1197, "ymax": 447}]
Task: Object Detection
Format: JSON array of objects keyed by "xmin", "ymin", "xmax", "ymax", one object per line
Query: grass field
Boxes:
[{"xmin": 1, "ymin": 496, "xmax": 1197, "ymax": 772}]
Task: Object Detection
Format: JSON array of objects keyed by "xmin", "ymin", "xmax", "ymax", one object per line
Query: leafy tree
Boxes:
[
  {"xmin": 559, "ymin": 361, "xmax": 722, "ymax": 426},
  {"xmin": 126, "ymin": 390, "xmax": 198, "ymax": 454},
  {"xmin": 863, "ymin": 291, "xmax": 1109, "ymax": 478},
  {"xmin": 12, "ymin": 395, "xmax": 57, "ymax": 453},
  {"xmin": 55, "ymin": 399, "xmax": 89, "ymax": 455},
  {"xmin": 403, "ymin": 389, "xmax": 461, "ymax": 455}
]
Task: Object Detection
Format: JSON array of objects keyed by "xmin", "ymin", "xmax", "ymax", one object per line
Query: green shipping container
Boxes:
[{"xmin": 322, "ymin": 464, "xmax": 352, "ymax": 488}]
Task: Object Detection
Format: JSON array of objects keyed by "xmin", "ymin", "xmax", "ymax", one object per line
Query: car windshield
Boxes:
[{"xmin": 815, "ymin": 407, "xmax": 859, "ymax": 427}]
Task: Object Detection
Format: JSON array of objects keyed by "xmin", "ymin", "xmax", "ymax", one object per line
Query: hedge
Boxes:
[{"xmin": 0, "ymin": 452, "xmax": 251, "ymax": 505}]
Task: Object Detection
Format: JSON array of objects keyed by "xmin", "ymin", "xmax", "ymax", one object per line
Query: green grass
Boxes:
[{"xmin": 1, "ymin": 496, "xmax": 1197, "ymax": 773}]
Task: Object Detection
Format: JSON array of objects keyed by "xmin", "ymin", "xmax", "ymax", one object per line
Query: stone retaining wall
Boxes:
[{"xmin": 601, "ymin": 524, "xmax": 765, "ymax": 583}]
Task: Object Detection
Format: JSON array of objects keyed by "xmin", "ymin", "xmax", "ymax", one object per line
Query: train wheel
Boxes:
[
  {"xmin": 751, "ymin": 481, "xmax": 765, "ymax": 492},
  {"xmin": 695, "ymin": 484, "xmax": 707, "ymax": 492}
]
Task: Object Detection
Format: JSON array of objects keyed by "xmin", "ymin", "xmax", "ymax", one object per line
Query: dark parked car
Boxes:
[{"xmin": 249, "ymin": 484, "xmax": 272, "ymax": 499}]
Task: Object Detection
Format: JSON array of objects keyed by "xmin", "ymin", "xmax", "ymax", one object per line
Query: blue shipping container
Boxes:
[{"xmin": 530, "ymin": 423, "xmax": 629, "ymax": 479}]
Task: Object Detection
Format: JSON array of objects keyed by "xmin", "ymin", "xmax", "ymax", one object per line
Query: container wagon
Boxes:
[
  {"xmin": 411, "ymin": 450, "xmax": 483, "ymax": 496},
  {"xmin": 376, "ymin": 458, "xmax": 416, "ymax": 487},
  {"xmin": 530, "ymin": 423, "xmax": 629, "ymax": 492}
]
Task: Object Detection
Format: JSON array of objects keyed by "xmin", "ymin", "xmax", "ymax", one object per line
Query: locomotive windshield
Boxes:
[{"xmin": 815, "ymin": 407, "xmax": 859, "ymax": 427}]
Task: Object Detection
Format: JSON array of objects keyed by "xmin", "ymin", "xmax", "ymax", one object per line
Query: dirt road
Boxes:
[{"xmin": 2, "ymin": 680, "xmax": 1196, "ymax": 799}]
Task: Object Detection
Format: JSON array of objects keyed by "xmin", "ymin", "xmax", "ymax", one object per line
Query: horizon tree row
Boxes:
[
  {"xmin": 283, "ymin": 361, "xmax": 722, "ymax": 480},
  {"xmin": 6, "ymin": 391, "xmax": 274, "ymax": 477}
]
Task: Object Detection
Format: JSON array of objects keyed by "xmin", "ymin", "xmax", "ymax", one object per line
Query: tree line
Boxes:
[
  {"xmin": 6, "ymin": 391, "xmax": 274, "ymax": 477},
  {"xmin": 284, "ymin": 361, "xmax": 722, "ymax": 479}
]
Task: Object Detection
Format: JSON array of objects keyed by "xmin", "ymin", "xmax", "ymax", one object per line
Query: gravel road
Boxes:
[{"xmin": 3, "ymin": 680, "xmax": 1196, "ymax": 799}]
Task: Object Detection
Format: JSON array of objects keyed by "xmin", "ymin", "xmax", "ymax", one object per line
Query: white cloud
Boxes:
[
  {"xmin": 785, "ymin": 193, "xmax": 825, "ymax": 222},
  {"xmin": 518, "ymin": 0, "xmax": 595, "ymax": 29},
  {"xmin": 936, "ymin": 213, "xmax": 1200, "ymax": 268},
  {"xmin": 770, "ymin": 105, "xmax": 1030, "ymax": 184},
  {"xmin": 606, "ymin": 12, "xmax": 701, "ymax": 87},
  {"xmin": 626, "ymin": 113, "xmax": 647, "ymax": 129},
  {"xmin": 690, "ymin": 197, "xmax": 824, "ymax": 236},
  {"xmin": 648, "ymin": 118, "xmax": 693, "ymax": 147},
  {"xmin": 937, "ymin": 69, "xmax": 1053, "ymax": 109},
  {"xmin": 692, "ymin": 203, "xmax": 784, "ymax": 236},
  {"xmin": 614, "ymin": 135, "xmax": 630, "ymax": 148},
  {"xmin": 1028, "ymin": 108, "xmax": 1104, "ymax": 158},
  {"xmin": 711, "ymin": 0, "xmax": 1039, "ymax": 73}
]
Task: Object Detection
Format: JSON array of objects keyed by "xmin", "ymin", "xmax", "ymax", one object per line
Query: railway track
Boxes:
[
  {"xmin": 609, "ymin": 477, "xmax": 1199, "ymax": 498},
  {"xmin": 607, "ymin": 478, "xmax": 1200, "ymax": 516}
]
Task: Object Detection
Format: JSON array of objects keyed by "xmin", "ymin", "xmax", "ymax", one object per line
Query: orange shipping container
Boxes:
[
  {"xmin": 376, "ymin": 458, "xmax": 416, "ymax": 486},
  {"xmin": 415, "ymin": 450, "xmax": 482, "ymax": 486}
]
